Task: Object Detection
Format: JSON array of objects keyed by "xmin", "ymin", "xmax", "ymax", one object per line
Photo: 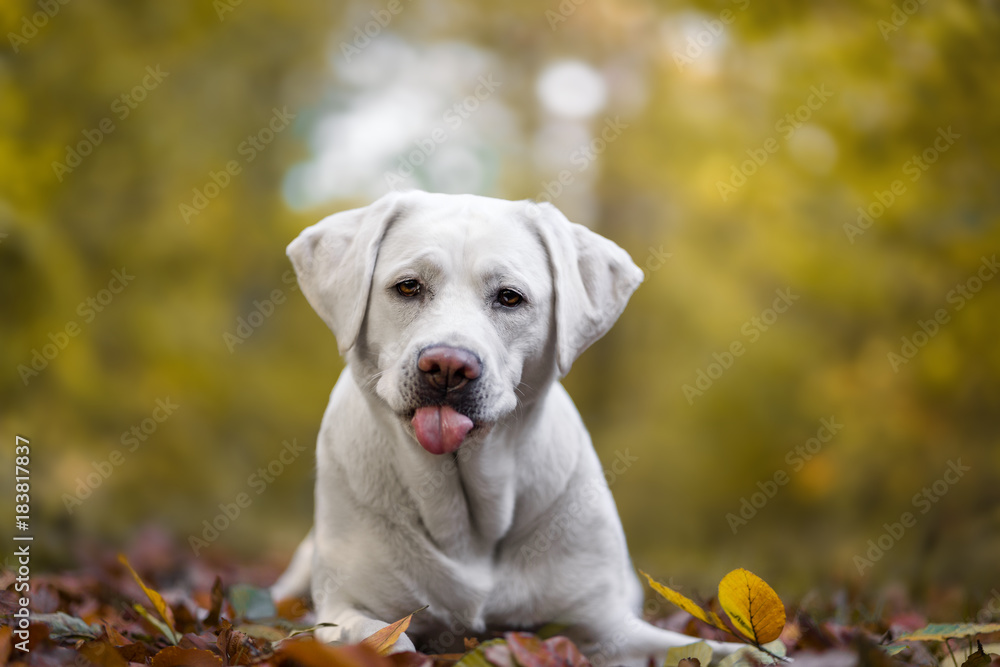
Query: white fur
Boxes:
[{"xmin": 274, "ymin": 191, "xmax": 745, "ymax": 665}]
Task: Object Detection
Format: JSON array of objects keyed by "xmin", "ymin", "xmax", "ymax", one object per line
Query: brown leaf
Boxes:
[
  {"xmin": 274, "ymin": 638, "xmax": 391, "ymax": 667},
  {"xmin": 362, "ymin": 610, "xmax": 422, "ymax": 655},
  {"xmin": 115, "ymin": 641, "xmax": 153, "ymax": 664},
  {"xmin": 505, "ymin": 633, "xmax": 560, "ymax": 667},
  {"xmin": 963, "ymin": 642, "xmax": 992, "ymax": 667},
  {"xmin": 205, "ymin": 576, "xmax": 224, "ymax": 628},
  {"xmin": 276, "ymin": 595, "xmax": 311, "ymax": 621},
  {"xmin": 218, "ymin": 626, "xmax": 267, "ymax": 666},
  {"xmin": 78, "ymin": 640, "xmax": 129, "ymax": 667},
  {"xmin": 150, "ymin": 646, "xmax": 224, "ymax": 667},
  {"xmin": 102, "ymin": 621, "xmax": 130, "ymax": 647},
  {"xmin": 388, "ymin": 650, "xmax": 435, "ymax": 667}
]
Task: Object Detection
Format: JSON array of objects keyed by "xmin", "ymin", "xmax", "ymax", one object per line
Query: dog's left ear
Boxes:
[
  {"xmin": 527, "ymin": 201, "xmax": 644, "ymax": 377},
  {"xmin": 287, "ymin": 191, "xmax": 404, "ymax": 356}
]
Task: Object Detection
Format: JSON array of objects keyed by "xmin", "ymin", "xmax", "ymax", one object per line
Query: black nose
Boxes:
[{"xmin": 417, "ymin": 346, "xmax": 481, "ymax": 393}]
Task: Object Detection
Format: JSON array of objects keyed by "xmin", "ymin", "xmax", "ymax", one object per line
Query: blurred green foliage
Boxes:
[{"xmin": 2, "ymin": 0, "xmax": 998, "ymax": 603}]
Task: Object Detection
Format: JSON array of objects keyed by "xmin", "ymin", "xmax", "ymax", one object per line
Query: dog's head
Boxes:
[{"xmin": 287, "ymin": 191, "xmax": 642, "ymax": 455}]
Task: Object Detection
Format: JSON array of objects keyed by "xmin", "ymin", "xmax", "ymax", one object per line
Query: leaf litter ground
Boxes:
[{"xmin": 1, "ymin": 526, "xmax": 998, "ymax": 667}]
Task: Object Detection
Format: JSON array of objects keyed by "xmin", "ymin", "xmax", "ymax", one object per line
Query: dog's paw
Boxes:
[{"xmin": 314, "ymin": 618, "xmax": 416, "ymax": 653}]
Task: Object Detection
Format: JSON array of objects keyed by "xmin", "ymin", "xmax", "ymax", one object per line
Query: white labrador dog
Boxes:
[{"xmin": 273, "ymin": 191, "xmax": 741, "ymax": 665}]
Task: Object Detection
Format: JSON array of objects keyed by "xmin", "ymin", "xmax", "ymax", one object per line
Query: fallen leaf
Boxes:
[
  {"xmin": 718, "ymin": 568, "xmax": 786, "ymax": 645},
  {"xmin": 454, "ymin": 638, "xmax": 509, "ymax": 667},
  {"xmin": 541, "ymin": 635, "xmax": 591, "ymax": 667},
  {"xmin": 132, "ymin": 602, "xmax": 181, "ymax": 644},
  {"xmin": 388, "ymin": 651, "xmax": 434, "ymax": 667},
  {"xmin": 274, "ymin": 638, "xmax": 390, "ymax": 667},
  {"xmin": 205, "ymin": 576, "xmax": 224, "ymax": 627},
  {"xmin": 78, "ymin": 640, "xmax": 128, "ymax": 667},
  {"xmin": 31, "ymin": 612, "xmax": 102, "ymax": 641},
  {"xmin": 150, "ymin": 646, "xmax": 223, "ymax": 667},
  {"xmin": 362, "ymin": 608, "xmax": 425, "ymax": 655},
  {"xmin": 963, "ymin": 642, "xmax": 992, "ymax": 667},
  {"xmin": 717, "ymin": 640, "xmax": 785, "ymax": 667},
  {"xmin": 665, "ymin": 641, "xmax": 713, "ymax": 667},
  {"xmin": 229, "ymin": 583, "xmax": 277, "ymax": 621},
  {"xmin": 101, "ymin": 620, "xmax": 129, "ymax": 647},
  {"xmin": 117, "ymin": 554, "xmax": 179, "ymax": 643},
  {"xmin": 0, "ymin": 625, "xmax": 11, "ymax": 667},
  {"xmin": 896, "ymin": 624, "xmax": 1000, "ymax": 642},
  {"xmin": 641, "ymin": 571, "xmax": 731, "ymax": 634},
  {"xmin": 505, "ymin": 632, "xmax": 560, "ymax": 667},
  {"xmin": 275, "ymin": 595, "xmax": 310, "ymax": 621}
]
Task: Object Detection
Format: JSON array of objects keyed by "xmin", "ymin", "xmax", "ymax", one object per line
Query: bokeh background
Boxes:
[{"xmin": 3, "ymin": 0, "xmax": 998, "ymax": 607}]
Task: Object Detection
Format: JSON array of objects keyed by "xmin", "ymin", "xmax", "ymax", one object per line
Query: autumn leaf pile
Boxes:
[{"xmin": 1, "ymin": 531, "xmax": 999, "ymax": 667}]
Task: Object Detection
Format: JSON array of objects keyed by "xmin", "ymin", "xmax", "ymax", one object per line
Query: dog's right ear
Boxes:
[{"xmin": 287, "ymin": 191, "xmax": 404, "ymax": 355}]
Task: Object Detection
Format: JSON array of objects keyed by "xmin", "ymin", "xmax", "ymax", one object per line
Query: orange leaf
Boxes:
[
  {"xmin": 362, "ymin": 607, "xmax": 425, "ymax": 655},
  {"xmin": 717, "ymin": 568, "xmax": 785, "ymax": 645},
  {"xmin": 276, "ymin": 638, "xmax": 390, "ymax": 667}
]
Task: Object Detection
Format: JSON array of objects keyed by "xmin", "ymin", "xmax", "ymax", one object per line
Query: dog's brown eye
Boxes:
[
  {"xmin": 396, "ymin": 280, "xmax": 421, "ymax": 297},
  {"xmin": 497, "ymin": 289, "xmax": 522, "ymax": 307}
]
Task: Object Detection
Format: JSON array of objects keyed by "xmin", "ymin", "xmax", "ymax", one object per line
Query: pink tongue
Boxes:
[{"xmin": 412, "ymin": 406, "xmax": 474, "ymax": 455}]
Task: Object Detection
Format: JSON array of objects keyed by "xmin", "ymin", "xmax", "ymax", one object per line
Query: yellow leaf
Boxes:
[
  {"xmin": 361, "ymin": 607, "xmax": 426, "ymax": 655},
  {"xmin": 717, "ymin": 569, "xmax": 785, "ymax": 645},
  {"xmin": 118, "ymin": 554, "xmax": 178, "ymax": 640},
  {"xmin": 640, "ymin": 571, "xmax": 729, "ymax": 633}
]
